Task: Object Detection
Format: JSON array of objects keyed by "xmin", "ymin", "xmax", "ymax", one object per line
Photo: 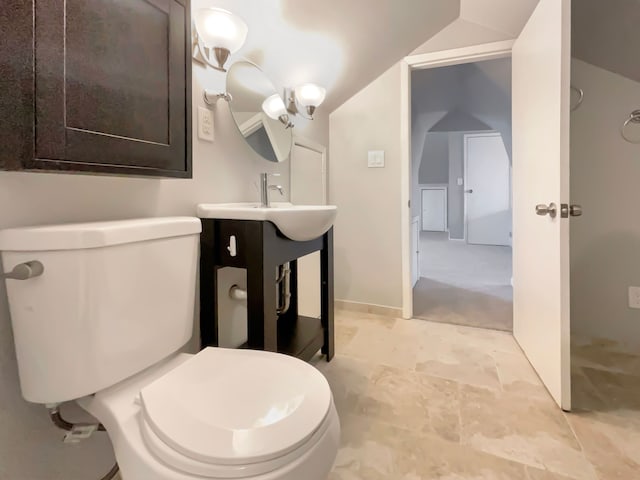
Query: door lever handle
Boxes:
[
  {"xmin": 2, "ymin": 261, "xmax": 44, "ymax": 280},
  {"xmin": 464, "ymin": 189, "xmax": 473, "ymax": 193}
]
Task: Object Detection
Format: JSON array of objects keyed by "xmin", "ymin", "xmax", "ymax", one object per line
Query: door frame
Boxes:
[
  {"xmin": 291, "ymin": 135, "xmax": 327, "ymax": 204},
  {"xmin": 420, "ymin": 186, "xmax": 448, "ymax": 232},
  {"xmin": 463, "ymin": 132, "xmax": 511, "ymax": 246},
  {"xmin": 400, "ymin": 40, "xmax": 514, "ymax": 319}
]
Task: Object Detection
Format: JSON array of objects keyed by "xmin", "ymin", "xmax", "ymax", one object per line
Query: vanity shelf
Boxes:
[{"xmin": 199, "ymin": 219, "xmax": 334, "ymax": 362}]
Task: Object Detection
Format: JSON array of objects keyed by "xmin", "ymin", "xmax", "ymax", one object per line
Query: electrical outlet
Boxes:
[
  {"xmin": 628, "ymin": 286, "xmax": 640, "ymax": 309},
  {"xmin": 198, "ymin": 106, "xmax": 214, "ymax": 142}
]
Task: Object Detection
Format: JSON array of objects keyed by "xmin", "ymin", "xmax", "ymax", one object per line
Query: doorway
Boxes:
[
  {"xmin": 401, "ymin": 1, "xmax": 573, "ymax": 411},
  {"xmin": 409, "ymin": 59, "xmax": 514, "ymax": 332}
]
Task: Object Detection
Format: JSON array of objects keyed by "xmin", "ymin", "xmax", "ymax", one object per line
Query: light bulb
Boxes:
[
  {"xmin": 294, "ymin": 83, "xmax": 326, "ymax": 108},
  {"xmin": 262, "ymin": 94, "xmax": 287, "ymax": 120},
  {"xmin": 195, "ymin": 8, "xmax": 248, "ymax": 54}
]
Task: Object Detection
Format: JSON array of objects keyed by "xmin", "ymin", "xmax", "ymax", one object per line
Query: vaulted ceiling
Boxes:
[{"xmin": 193, "ymin": 0, "xmax": 539, "ymax": 112}]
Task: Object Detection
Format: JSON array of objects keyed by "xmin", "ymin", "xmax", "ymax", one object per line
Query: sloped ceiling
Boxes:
[
  {"xmin": 194, "ymin": 0, "xmax": 459, "ymax": 112},
  {"xmin": 572, "ymin": 0, "xmax": 640, "ymax": 84},
  {"xmin": 411, "ymin": 0, "xmax": 539, "ymax": 56},
  {"xmin": 459, "ymin": 0, "xmax": 539, "ymax": 37},
  {"xmin": 194, "ymin": 0, "xmax": 539, "ymax": 113}
]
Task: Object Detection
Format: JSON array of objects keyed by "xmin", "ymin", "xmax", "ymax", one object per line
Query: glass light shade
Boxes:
[
  {"xmin": 262, "ymin": 94, "xmax": 287, "ymax": 120},
  {"xmin": 294, "ymin": 83, "xmax": 326, "ymax": 108},
  {"xmin": 195, "ymin": 8, "xmax": 248, "ymax": 53}
]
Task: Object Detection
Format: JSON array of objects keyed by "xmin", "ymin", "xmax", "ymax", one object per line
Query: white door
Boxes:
[
  {"xmin": 421, "ymin": 188, "xmax": 447, "ymax": 231},
  {"xmin": 512, "ymin": 0, "xmax": 571, "ymax": 409},
  {"xmin": 290, "ymin": 141, "xmax": 326, "ymax": 319},
  {"xmin": 465, "ymin": 133, "xmax": 511, "ymax": 246},
  {"xmin": 411, "ymin": 217, "xmax": 420, "ymax": 287}
]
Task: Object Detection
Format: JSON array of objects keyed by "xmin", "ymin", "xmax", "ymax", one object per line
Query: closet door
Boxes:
[{"xmin": 30, "ymin": 0, "xmax": 191, "ymax": 177}]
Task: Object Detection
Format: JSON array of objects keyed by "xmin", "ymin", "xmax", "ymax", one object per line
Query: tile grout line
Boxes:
[{"xmin": 560, "ymin": 410, "xmax": 602, "ymax": 480}]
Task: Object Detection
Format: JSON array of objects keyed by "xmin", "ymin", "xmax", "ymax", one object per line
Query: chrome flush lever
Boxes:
[{"xmin": 2, "ymin": 261, "xmax": 44, "ymax": 280}]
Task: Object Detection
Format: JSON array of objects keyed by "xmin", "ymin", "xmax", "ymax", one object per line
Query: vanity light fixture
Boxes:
[
  {"xmin": 262, "ymin": 94, "xmax": 294, "ymax": 129},
  {"xmin": 286, "ymin": 83, "xmax": 327, "ymax": 119},
  {"xmin": 193, "ymin": 8, "xmax": 248, "ymax": 72}
]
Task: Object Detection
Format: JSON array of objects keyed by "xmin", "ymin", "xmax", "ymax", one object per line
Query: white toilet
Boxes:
[{"xmin": 0, "ymin": 217, "xmax": 340, "ymax": 480}]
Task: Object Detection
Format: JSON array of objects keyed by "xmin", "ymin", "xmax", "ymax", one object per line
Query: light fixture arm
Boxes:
[
  {"xmin": 278, "ymin": 114, "xmax": 294, "ymax": 129},
  {"xmin": 285, "ymin": 89, "xmax": 312, "ymax": 120},
  {"xmin": 193, "ymin": 30, "xmax": 230, "ymax": 72}
]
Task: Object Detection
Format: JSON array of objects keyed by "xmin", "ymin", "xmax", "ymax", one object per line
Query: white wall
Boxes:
[
  {"xmin": 329, "ymin": 63, "xmax": 403, "ymax": 308},
  {"xmin": 448, "ymin": 132, "xmax": 466, "ymax": 239},
  {"xmin": 329, "ymin": 58, "xmax": 510, "ymax": 311},
  {"xmin": 411, "ymin": 19, "xmax": 512, "ymax": 56},
  {"xmin": 418, "ymin": 133, "xmax": 449, "ymax": 184},
  {"xmin": 0, "ymin": 61, "xmax": 328, "ymax": 480},
  {"xmin": 570, "ymin": 58, "xmax": 640, "ymax": 351}
]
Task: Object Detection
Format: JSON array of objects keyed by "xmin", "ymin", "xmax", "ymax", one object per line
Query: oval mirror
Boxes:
[{"xmin": 226, "ymin": 61, "xmax": 293, "ymax": 163}]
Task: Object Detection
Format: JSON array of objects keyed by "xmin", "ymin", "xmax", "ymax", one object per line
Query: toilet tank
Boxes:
[{"xmin": 0, "ymin": 217, "xmax": 201, "ymax": 404}]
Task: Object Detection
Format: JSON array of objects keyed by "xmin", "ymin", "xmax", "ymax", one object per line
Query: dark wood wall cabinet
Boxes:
[{"xmin": 0, "ymin": 0, "xmax": 192, "ymax": 177}]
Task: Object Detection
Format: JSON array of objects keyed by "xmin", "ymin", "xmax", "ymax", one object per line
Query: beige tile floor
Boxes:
[{"xmin": 311, "ymin": 310, "xmax": 640, "ymax": 480}]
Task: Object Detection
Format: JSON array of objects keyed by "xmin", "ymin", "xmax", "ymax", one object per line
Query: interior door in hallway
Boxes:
[
  {"xmin": 465, "ymin": 133, "xmax": 511, "ymax": 246},
  {"xmin": 421, "ymin": 187, "xmax": 447, "ymax": 232},
  {"xmin": 290, "ymin": 141, "xmax": 326, "ymax": 318},
  {"xmin": 512, "ymin": 0, "xmax": 571, "ymax": 410}
]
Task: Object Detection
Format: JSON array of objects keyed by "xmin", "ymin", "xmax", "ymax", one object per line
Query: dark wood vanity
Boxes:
[
  {"xmin": 199, "ymin": 219, "xmax": 334, "ymax": 362},
  {"xmin": 0, "ymin": 0, "xmax": 191, "ymax": 177}
]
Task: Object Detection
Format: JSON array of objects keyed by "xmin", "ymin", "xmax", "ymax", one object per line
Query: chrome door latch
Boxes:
[{"xmin": 560, "ymin": 203, "xmax": 583, "ymax": 218}]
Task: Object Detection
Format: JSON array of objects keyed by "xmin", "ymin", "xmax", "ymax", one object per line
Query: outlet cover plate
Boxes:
[{"xmin": 198, "ymin": 106, "xmax": 214, "ymax": 142}]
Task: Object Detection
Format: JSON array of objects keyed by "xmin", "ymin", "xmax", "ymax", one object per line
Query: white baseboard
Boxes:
[{"xmin": 335, "ymin": 299, "xmax": 401, "ymax": 318}]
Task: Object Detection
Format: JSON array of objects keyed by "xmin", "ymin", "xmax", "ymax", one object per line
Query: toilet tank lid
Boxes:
[{"xmin": 0, "ymin": 217, "xmax": 202, "ymax": 251}]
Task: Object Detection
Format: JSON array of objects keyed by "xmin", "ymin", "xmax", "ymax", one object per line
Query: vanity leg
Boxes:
[
  {"xmin": 321, "ymin": 228, "xmax": 335, "ymax": 361},
  {"xmin": 263, "ymin": 261, "xmax": 279, "ymax": 352},
  {"xmin": 247, "ymin": 261, "xmax": 278, "ymax": 352},
  {"xmin": 199, "ymin": 223, "xmax": 218, "ymax": 348}
]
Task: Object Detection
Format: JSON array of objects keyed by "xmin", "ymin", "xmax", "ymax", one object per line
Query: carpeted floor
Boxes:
[{"xmin": 413, "ymin": 232, "xmax": 513, "ymax": 331}]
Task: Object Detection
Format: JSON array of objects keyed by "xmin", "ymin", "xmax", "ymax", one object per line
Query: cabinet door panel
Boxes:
[{"xmin": 32, "ymin": 0, "xmax": 189, "ymax": 176}]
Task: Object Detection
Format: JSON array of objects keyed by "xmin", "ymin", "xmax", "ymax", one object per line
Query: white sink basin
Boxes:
[{"xmin": 197, "ymin": 202, "xmax": 337, "ymax": 241}]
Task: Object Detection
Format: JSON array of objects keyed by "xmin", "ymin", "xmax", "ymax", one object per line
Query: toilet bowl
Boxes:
[{"xmin": 0, "ymin": 217, "xmax": 340, "ymax": 480}]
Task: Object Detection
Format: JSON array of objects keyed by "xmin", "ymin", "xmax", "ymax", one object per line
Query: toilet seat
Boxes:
[
  {"xmin": 140, "ymin": 403, "xmax": 334, "ymax": 478},
  {"xmin": 138, "ymin": 348, "xmax": 333, "ymax": 477}
]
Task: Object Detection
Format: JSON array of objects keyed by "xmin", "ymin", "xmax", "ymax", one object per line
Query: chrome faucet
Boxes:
[{"xmin": 260, "ymin": 173, "xmax": 284, "ymax": 207}]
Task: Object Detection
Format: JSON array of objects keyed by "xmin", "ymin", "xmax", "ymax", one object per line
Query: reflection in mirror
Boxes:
[{"xmin": 226, "ymin": 61, "xmax": 293, "ymax": 163}]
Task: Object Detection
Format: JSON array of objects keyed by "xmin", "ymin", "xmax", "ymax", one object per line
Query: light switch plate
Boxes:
[
  {"xmin": 629, "ymin": 286, "xmax": 640, "ymax": 309},
  {"xmin": 368, "ymin": 150, "xmax": 385, "ymax": 168},
  {"xmin": 198, "ymin": 106, "xmax": 214, "ymax": 142},
  {"xmin": 457, "ymin": 177, "xmax": 464, "ymax": 186}
]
